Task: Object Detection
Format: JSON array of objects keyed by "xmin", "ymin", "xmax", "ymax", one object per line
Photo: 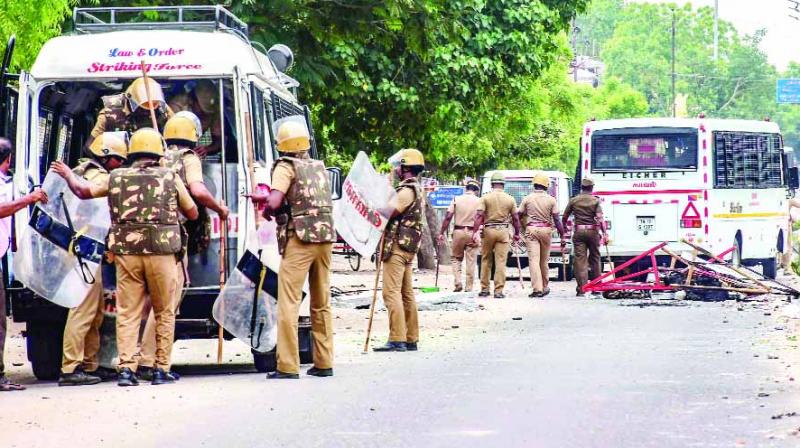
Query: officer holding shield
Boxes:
[
  {"xmin": 250, "ymin": 119, "xmax": 336, "ymax": 379},
  {"xmin": 55, "ymin": 132, "xmax": 128, "ymax": 386}
]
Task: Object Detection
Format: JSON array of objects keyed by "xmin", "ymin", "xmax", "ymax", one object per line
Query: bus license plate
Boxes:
[{"xmin": 637, "ymin": 216, "xmax": 655, "ymax": 232}]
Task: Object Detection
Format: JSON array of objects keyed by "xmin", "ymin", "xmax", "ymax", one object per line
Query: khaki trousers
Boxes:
[
  {"xmin": 573, "ymin": 229, "xmax": 602, "ymax": 293},
  {"xmin": 277, "ymin": 235, "xmax": 334, "ymax": 374},
  {"xmin": 480, "ymin": 227, "xmax": 510, "ymax": 294},
  {"xmin": 525, "ymin": 227, "xmax": 552, "ymax": 293},
  {"xmin": 61, "ymin": 274, "xmax": 105, "ymax": 374},
  {"xmin": 450, "ymin": 229, "xmax": 478, "ymax": 291},
  {"xmin": 382, "ymin": 247, "xmax": 419, "ymax": 343},
  {"xmin": 115, "ymin": 254, "xmax": 177, "ymax": 371},
  {"xmin": 138, "ymin": 258, "xmax": 184, "ymax": 369}
]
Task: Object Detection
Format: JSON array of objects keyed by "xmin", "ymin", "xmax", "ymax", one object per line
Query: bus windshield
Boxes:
[{"xmin": 591, "ymin": 127, "xmax": 698, "ymax": 171}]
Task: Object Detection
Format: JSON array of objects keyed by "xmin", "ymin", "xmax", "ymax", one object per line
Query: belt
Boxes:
[
  {"xmin": 575, "ymin": 224, "xmax": 599, "ymax": 230},
  {"xmin": 526, "ymin": 222, "xmax": 552, "ymax": 228},
  {"xmin": 484, "ymin": 223, "xmax": 509, "ymax": 228},
  {"xmin": 454, "ymin": 225, "xmax": 471, "ymax": 230}
]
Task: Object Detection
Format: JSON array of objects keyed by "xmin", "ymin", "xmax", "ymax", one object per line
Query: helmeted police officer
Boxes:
[{"xmin": 251, "ymin": 119, "xmax": 336, "ymax": 379}]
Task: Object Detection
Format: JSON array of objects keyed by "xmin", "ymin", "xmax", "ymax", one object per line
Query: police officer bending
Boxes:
[
  {"xmin": 53, "ymin": 132, "xmax": 128, "ymax": 386},
  {"xmin": 251, "ymin": 120, "xmax": 335, "ymax": 379},
  {"xmin": 54, "ymin": 128, "xmax": 197, "ymax": 386},
  {"xmin": 562, "ymin": 178, "xmax": 607, "ymax": 297}
]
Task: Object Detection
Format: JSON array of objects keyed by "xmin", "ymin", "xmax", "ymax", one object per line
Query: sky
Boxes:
[{"xmin": 632, "ymin": 0, "xmax": 800, "ymax": 70}]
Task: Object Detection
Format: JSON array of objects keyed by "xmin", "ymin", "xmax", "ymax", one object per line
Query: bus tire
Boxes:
[{"xmin": 762, "ymin": 258, "xmax": 777, "ymax": 280}]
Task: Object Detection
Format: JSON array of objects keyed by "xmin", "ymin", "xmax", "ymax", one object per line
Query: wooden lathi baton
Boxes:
[
  {"xmin": 363, "ymin": 235, "xmax": 385, "ymax": 354},
  {"xmin": 139, "ymin": 60, "xmax": 159, "ymax": 131}
]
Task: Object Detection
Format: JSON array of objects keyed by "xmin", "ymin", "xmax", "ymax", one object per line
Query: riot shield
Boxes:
[
  {"xmin": 212, "ymin": 248, "xmax": 279, "ymax": 353},
  {"xmin": 14, "ymin": 172, "xmax": 110, "ymax": 308}
]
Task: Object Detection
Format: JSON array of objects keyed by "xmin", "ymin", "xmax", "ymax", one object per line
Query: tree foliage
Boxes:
[{"xmin": 0, "ymin": 0, "xmax": 78, "ymax": 71}]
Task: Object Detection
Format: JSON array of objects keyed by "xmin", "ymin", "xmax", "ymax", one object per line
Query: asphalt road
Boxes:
[{"xmin": 3, "ymin": 277, "xmax": 800, "ymax": 448}]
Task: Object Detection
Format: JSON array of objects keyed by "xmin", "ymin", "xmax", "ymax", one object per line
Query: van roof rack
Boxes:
[{"xmin": 72, "ymin": 5, "xmax": 248, "ymax": 40}]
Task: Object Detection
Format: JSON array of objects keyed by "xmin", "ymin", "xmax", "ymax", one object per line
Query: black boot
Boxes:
[
  {"xmin": 373, "ymin": 341, "xmax": 407, "ymax": 352},
  {"xmin": 406, "ymin": 341, "xmax": 418, "ymax": 351},
  {"xmin": 151, "ymin": 368, "xmax": 175, "ymax": 385},
  {"xmin": 85, "ymin": 366, "xmax": 117, "ymax": 382},
  {"xmin": 478, "ymin": 291, "xmax": 491, "ymax": 297},
  {"xmin": 494, "ymin": 292, "xmax": 505, "ymax": 299},
  {"xmin": 267, "ymin": 370, "xmax": 300, "ymax": 379},
  {"xmin": 58, "ymin": 369, "xmax": 101, "ymax": 387},
  {"xmin": 306, "ymin": 367, "xmax": 333, "ymax": 377},
  {"xmin": 117, "ymin": 368, "xmax": 139, "ymax": 387}
]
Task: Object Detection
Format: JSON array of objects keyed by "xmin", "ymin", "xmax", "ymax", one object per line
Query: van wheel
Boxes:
[
  {"xmin": 252, "ymin": 349, "xmax": 277, "ymax": 373},
  {"xmin": 26, "ymin": 321, "xmax": 63, "ymax": 381},
  {"xmin": 762, "ymin": 258, "xmax": 777, "ymax": 280}
]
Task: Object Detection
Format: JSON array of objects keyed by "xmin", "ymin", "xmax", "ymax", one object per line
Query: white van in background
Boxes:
[{"xmin": 480, "ymin": 170, "xmax": 573, "ymax": 280}]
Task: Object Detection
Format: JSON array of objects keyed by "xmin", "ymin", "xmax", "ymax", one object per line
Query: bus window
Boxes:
[
  {"xmin": 249, "ymin": 84, "xmax": 266, "ymax": 163},
  {"xmin": 591, "ymin": 127, "xmax": 698, "ymax": 171},
  {"xmin": 713, "ymin": 132, "xmax": 783, "ymax": 189}
]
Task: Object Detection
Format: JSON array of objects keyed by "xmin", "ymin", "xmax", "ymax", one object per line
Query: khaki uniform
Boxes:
[
  {"xmin": 447, "ymin": 193, "xmax": 480, "ymax": 291},
  {"xmin": 138, "ymin": 146, "xmax": 204, "ymax": 369},
  {"xmin": 382, "ymin": 178, "xmax": 423, "ymax": 343},
  {"xmin": 272, "ymin": 156, "xmax": 336, "ymax": 374},
  {"xmin": 519, "ymin": 190, "xmax": 558, "ymax": 294},
  {"xmin": 478, "ymin": 189, "xmax": 517, "ymax": 294},
  {"xmin": 61, "ymin": 160, "xmax": 110, "ymax": 374},
  {"xmin": 91, "ymin": 159, "xmax": 195, "ymax": 372},
  {"xmin": 169, "ymin": 93, "xmax": 221, "ymax": 147},
  {"xmin": 90, "ymin": 93, "xmax": 173, "ymax": 139},
  {"xmin": 563, "ymin": 193, "xmax": 603, "ymax": 293}
]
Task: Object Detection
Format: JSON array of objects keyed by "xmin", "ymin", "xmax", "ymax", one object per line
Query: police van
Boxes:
[
  {"xmin": 0, "ymin": 6, "xmax": 341, "ymax": 379},
  {"xmin": 479, "ymin": 169, "xmax": 573, "ymax": 281},
  {"xmin": 577, "ymin": 117, "xmax": 799, "ymax": 278}
]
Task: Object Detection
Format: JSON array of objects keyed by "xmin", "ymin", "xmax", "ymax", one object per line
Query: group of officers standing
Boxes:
[{"xmin": 439, "ymin": 172, "xmax": 609, "ymax": 299}]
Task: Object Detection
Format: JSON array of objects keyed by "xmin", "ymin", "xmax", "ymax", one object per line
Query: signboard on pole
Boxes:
[
  {"xmin": 333, "ymin": 152, "xmax": 396, "ymax": 258},
  {"xmin": 428, "ymin": 185, "xmax": 465, "ymax": 208},
  {"xmin": 777, "ymin": 79, "xmax": 800, "ymax": 104}
]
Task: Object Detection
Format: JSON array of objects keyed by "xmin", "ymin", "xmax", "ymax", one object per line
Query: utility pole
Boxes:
[
  {"xmin": 571, "ymin": 19, "xmax": 579, "ymax": 82},
  {"xmin": 713, "ymin": 0, "xmax": 719, "ymax": 60},
  {"xmin": 672, "ymin": 7, "xmax": 677, "ymax": 117}
]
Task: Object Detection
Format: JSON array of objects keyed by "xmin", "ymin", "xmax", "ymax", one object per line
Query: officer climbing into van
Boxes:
[
  {"xmin": 52, "ymin": 132, "xmax": 128, "ymax": 386},
  {"xmin": 136, "ymin": 113, "xmax": 228, "ymax": 382},
  {"xmin": 518, "ymin": 173, "xmax": 566, "ymax": 298},
  {"xmin": 562, "ymin": 178, "xmax": 607, "ymax": 297},
  {"xmin": 438, "ymin": 178, "xmax": 481, "ymax": 292},
  {"xmin": 472, "ymin": 172, "xmax": 521, "ymax": 298},
  {"xmin": 168, "ymin": 80, "xmax": 221, "ymax": 158},
  {"xmin": 87, "ymin": 77, "xmax": 173, "ymax": 147},
  {"xmin": 250, "ymin": 119, "xmax": 336, "ymax": 379},
  {"xmin": 373, "ymin": 149, "xmax": 425, "ymax": 352},
  {"xmin": 0, "ymin": 138, "xmax": 49, "ymax": 392},
  {"xmin": 53, "ymin": 128, "xmax": 198, "ymax": 386}
]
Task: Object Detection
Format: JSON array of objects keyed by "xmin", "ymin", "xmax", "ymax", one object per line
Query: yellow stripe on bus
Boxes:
[{"xmin": 712, "ymin": 212, "xmax": 787, "ymax": 219}]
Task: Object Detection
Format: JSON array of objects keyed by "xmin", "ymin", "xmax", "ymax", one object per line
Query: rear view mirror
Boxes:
[
  {"xmin": 790, "ymin": 166, "xmax": 799, "ymax": 190},
  {"xmin": 327, "ymin": 167, "xmax": 343, "ymax": 200}
]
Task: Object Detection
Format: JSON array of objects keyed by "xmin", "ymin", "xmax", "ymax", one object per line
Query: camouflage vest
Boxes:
[
  {"xmin": 272, "ymin": 157, "xmax": 335, "ymax": 253},
  {"xmin": 100, "ymin": 93, "xmax": 168, "ymax": 133},
  {"xmin": 164, "ymin": 145, "xmax": 211, "ymax": 255},
  {"xmin": 382, "ymin": 178, "xmax": 423, "ymax": 258},
  {"xmin": 107, "ymin": 161, "xmax": 182, "ymax": 255}
]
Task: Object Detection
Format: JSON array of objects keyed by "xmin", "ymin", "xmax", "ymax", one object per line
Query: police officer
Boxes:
[
  {"xmin": 562, "ymin": 178, "xmax": 607, "ymax": 297},
  {"xmin": 252, "ymin": 120, "xmax": 335, "ymax": 379},
  {"xmin": 136, "ymin": 113, "xmax": 229, "ymax": 381},
  {"xmin": 87, "ymin": 77, "xmax": 173, "ymax": 148},
  {"xmin": 0, "ymin": 138, "xmax": 48, "ymax": 392},
  {"xmin": 168, "ymin": 80, "xmax": 221, "ymax": 158},
  {"xmin": 518, "ymin": 173, "xmax": 566, "ymax": 298},
  {"xmin": 438, "ymin": 179, "xmax": 481, "ymax": 292},
  {"xmin": 54, "ymin": 128, "xmax": 198, "ymax": 386},
  {"xmin": 472, "ymin": 172, "xmax": 521, "ymax": 298},
  {"xmin": 373, "ymin": 149, "xmax": 425, "ymax": 352},
  {"xmin": 54, "ymin": 132, "xmax": 127, "ymax": 386}
]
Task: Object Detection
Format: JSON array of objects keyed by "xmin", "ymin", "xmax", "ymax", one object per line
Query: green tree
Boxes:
[{"xmin": 0, "ymin": 0, "xmax": 78, "ymax": 70}]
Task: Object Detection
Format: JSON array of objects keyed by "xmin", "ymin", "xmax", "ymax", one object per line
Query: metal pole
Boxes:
[
  {"xmin": 713, "ymin": 0, "xmax": 719, "ymax": 61},
  {"xmin": 671, "ymin": 8, "xmax": 677, "ymax": 118}
]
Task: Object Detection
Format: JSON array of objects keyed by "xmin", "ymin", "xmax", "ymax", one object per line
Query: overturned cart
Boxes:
[{"xmin": 583, "ymin": 240, "xmax": 800, "ymax": 300}]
